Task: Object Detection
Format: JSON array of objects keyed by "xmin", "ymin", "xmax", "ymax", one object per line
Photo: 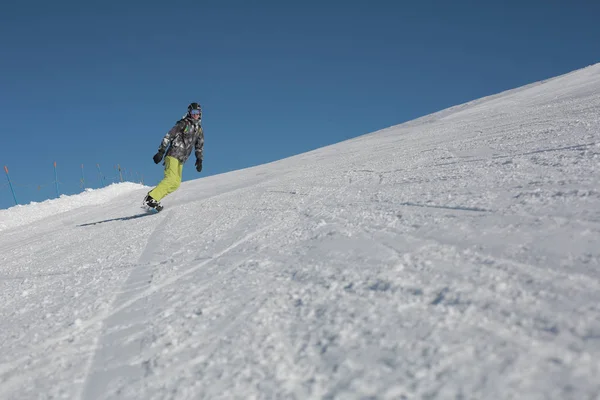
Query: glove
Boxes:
[
  {"xmin": 153, "ymin": 150, "xmax": 165, "ymax": 164},
  {"xmin": 195, "ymin": 159, "xmax": 203, "ymax": 172}
]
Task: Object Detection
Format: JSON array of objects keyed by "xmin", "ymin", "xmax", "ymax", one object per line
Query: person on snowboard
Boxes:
[{"xmin": 143, "ymin": 102, "xmax": 204, "ymax": 211}]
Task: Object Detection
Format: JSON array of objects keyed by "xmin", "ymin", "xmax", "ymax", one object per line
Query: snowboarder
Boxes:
[{"xmin": 143, "ymin": 102, "xmax": 204, "ymax": 211}]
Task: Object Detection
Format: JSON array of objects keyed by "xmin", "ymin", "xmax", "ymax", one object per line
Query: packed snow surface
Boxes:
[{"xmin": 1, "ymin": 64, "xmax": 599, "ymax": 399}]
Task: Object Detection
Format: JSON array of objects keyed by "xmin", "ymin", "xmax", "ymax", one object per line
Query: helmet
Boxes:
[{"xmin": 187, "ymin": 102, "xmax": 202, "ymax": 118}]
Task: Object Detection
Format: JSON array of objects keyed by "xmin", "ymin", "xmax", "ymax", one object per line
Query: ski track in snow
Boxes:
[
  {"xmin": 1, "ymin": 64, "xmax": 600, "ymax": 399},
  {"xmin": 75, "ymin": 170, "xmax": 372, "ymax": 399}
]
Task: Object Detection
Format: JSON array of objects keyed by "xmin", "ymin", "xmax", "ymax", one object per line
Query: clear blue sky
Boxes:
[{"xmin": 1, "ymin": 0, "xmax": 598, "ymax": 209}]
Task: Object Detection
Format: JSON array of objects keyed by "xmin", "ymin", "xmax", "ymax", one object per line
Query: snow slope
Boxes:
[{"xmin": 1, "ymin": 64, "xmax": 599, "ymax": 400}]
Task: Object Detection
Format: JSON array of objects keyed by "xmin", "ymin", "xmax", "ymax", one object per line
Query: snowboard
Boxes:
[{"xmin": 141, "ymin": 203, "xmax": 164, "ymax": 213}]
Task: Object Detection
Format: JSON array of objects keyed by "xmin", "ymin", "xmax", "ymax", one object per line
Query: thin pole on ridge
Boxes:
[
  {"xmin": 53, "ymin": 161, "xmax": 60, "ymax": 198},
  {"xmin": 3, "ymin": 165, "xmax": 18, "ymax": 205},
  {"xmin": 81, "ymin": 164, "xmax": 86, "ymax": 189},
  {"xmin": 96, "ymin": 164, "xmax": 106, "ymax": 187}
]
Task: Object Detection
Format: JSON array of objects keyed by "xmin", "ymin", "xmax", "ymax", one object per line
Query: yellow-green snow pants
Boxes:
[{"xmin": 148, "ymin": 156, "xmax": 183, "ymax": 201}]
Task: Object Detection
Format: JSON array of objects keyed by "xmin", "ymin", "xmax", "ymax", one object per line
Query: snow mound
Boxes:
[{"xmin": 0, "ymin": 182, "xmax": 147, "ymax": 232}]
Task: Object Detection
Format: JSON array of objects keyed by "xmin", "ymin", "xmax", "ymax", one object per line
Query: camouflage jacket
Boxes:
[{"xmin": 157, "ymin": 116, "xmax": 204, "ymax": 164}]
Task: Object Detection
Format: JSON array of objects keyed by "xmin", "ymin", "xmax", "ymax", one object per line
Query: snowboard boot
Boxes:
[{"xmin": 144, "ymin": 193, "xmax": 164, "ymax": 212}]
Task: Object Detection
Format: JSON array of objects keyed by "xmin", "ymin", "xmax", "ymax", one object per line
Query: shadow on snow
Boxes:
[{"xmin": 77, "ymin": 211, "xmax": 157, "ymax": 227}]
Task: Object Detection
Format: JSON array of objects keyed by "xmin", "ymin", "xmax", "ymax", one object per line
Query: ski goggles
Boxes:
[{"xmin": 190, "ymin": 109, "xmax": 201, "ymax": 116}]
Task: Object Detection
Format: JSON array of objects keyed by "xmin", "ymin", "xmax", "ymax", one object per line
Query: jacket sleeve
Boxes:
[
  {"xmin": 158, "ymin": 122, "xmax": 182, "ymax": 153},
  {"xmin": 195, "ymin": 126, "xmax": 204, "ymax": 161}
]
